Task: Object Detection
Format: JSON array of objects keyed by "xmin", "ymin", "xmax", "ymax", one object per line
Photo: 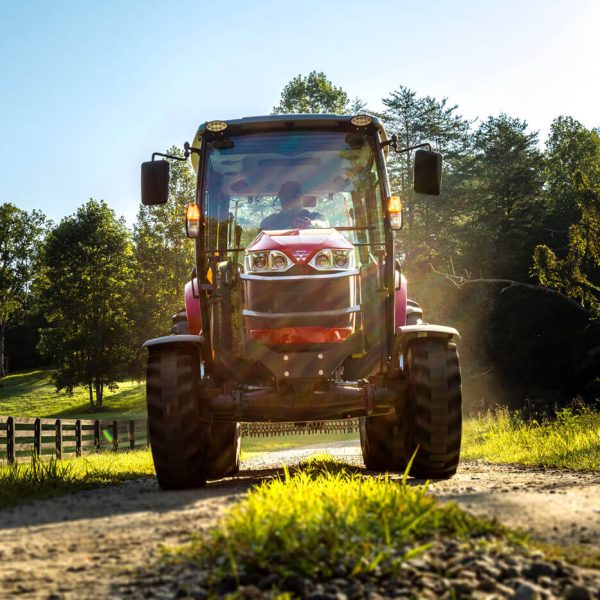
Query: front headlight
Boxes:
[
  {"xmin": 310, "ymin": 249, "xmax": 355, "ymax": 271},
  {"xmin": 245, "ymin": 250, "xmax": 293, "ymax": 273}
]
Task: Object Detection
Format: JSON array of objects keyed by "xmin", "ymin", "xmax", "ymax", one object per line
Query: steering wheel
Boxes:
[{"xmin": 292, "ymin": 215, "xmax": 313, "ymax": 229}]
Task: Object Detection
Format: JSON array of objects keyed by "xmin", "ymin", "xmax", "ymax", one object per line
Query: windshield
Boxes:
[{"xmin": 202, "ymin": 130, "xmax": 385, "ymax": 260}]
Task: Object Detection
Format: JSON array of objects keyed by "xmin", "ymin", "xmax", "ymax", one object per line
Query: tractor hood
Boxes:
[{"xmin": 246, "ymin": 228, "xmax": 353, "ymax": 265}]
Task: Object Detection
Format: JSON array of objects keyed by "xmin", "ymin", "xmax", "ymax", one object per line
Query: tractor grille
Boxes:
[{"xmin": 243, "ymin": 272, "xmax": 358, "ymax": 343}]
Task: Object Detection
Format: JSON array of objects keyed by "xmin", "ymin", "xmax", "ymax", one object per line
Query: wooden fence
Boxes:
[
  {"xmin": 0, "ymin": 416, "xmax": 360, "ymax": 464},
  {"xmin": 0, "ymin": 416, "xmax": 148, "ymax": 463}
]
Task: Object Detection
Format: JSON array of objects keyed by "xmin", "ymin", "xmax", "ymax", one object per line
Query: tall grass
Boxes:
[
  {"xmin": 462, "ymin": 406, "xmax": 600, "ymax": 471},
  {"xmin": 0, "ymin": 450, "xmax": 155, "ymax": 507},
  {"xmin": 169, "ymin": 456, "xmax": 514, "ymax": 586}
]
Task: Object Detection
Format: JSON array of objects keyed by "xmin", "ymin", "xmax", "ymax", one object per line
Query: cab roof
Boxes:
[{"xmin": 190, "ymin": 113, "xmax": 389, "ymax": 172}]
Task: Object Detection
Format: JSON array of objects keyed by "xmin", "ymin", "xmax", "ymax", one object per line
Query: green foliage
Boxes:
[
  {"xmin": 272, "ymin": 71, "xmax": 353, "ymax": 114},
  {"xmin": 0, "ymin": 450, "xmax": 155, "ymax": 507},
  {"xmin": 0, "ymin": 204, "xmax": 46, "ymax": 377},
  {"xmin": 38, "ymin": 200, "xmax": 134, "ymax": 407},
  {"xmin": 131, "ymin": 147, "xmax": 195, "ymax": 371},
  {"xmin": 0, "ymin": 369, "xmax": 145, "ymax": 418},
  {"xmin": 462, "ymin": 406, "xmax": 600, "ymax": 470},
  {"xmin": 466, "ymin": 114, "xmax": 546, "ymax": 280},
  {"xmin": 543, "ymin": 116, "xmax": 600, "ymax": 253},
  {"xmin": 381, "ymin": 86, "xmax": 473, "ymax": 274},
  {"xmin": 168, "ymin": 456, "xmax": 510, "ymax": 587},
  {"xmin": 533, "ymin": 170, "xmax": 600, "ymax": 319}
]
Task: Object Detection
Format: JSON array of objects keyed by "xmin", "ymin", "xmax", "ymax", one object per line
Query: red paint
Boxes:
[
  {"xmin": 246, "ymin": 228, "xmax": 353, "ymax": 265},
  {"xmin": 184, "ymin": 279, "xmax": 202, "ymax": 334},
  {"xmin": 394, "ymin": 273, "xmax": 407, "ymax": 328},
  {"xmin": 250, "ymin": 326, "xmax": 353, "ymax": 345}
]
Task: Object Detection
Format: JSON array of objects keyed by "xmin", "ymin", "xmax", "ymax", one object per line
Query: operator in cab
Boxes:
[{"xmin": 260, "ymin": 181, "xmax": 329, "ymax": 230}]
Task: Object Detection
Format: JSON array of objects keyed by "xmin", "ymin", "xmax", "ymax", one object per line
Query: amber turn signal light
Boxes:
[
  {"xmin": 185, "ymin": 204, "xmax": 201, "ymax": 238},
  {"xmin": 387, "ymin": 195, "xmax": 403, "ymax": 230}
]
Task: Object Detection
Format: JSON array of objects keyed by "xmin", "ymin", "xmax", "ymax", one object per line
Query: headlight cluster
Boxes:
[
  {"xmin": 309, "ymin": 249, "xmax": 355, "ymax": 271},
  {"xmin": 245, "ymin": 250, "xmax": 293, "ymax": 273}
]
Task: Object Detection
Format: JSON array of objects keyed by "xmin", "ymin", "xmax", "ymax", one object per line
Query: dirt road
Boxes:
[{"xmin": 0, "ymin": 440, "xmax": 599, "ymax": 599}]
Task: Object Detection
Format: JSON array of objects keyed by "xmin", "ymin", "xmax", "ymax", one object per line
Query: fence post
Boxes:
[
  {"xmin": 7, "ymin": 416, "xmax": 15, "ymax": 464},
  {"xmin": 75, "ymin": 420, "xmax": 82, "ymax": 457},
  {"xmin": 94, "ymin": 420, "xmax": 100, "ymax": 451},
  {"xmin": 112, "ymin": 420, "xmax": 118, "ymax": 452},
  {"xmin": 129, "ymin": 420, "xmax": 135, "ymax": 450},
  {"xmin": 34, "ymin": 418, "xmax": 41, "ymax": 457},
  {"xmin": 55, "ymin": 419, "xmax": 62, "ymax": 459}
]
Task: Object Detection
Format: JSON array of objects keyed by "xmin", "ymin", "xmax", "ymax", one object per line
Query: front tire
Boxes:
[
  {"xmin": 147, "ymin": 343, "xmax": 209, "ymax": 489},
  {"xmin": 360, "ymin": 338, "xmax": 462, "ymax": 479},
  {"xmin": 146, "ymin": 344, "xmax": 241, "ymax": 489}
]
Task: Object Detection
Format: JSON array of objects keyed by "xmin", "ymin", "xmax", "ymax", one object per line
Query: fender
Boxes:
[
  {"xmin": 394, "ymin": 273, "xmax": 407, "ymax": 328},
  {"xmin": 395, "ymin": 323, "xmax": 460, "ymax": 353},
  {"xmin": 143, "ymin": 334, "xmax": 205, "ymax": 349},
  {"xmin": 184, "ymin": 279, "xmax": 202, "ymax": 334}
]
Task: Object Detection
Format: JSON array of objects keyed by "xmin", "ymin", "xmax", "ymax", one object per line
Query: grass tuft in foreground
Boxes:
[
  {"xmin": 0, "ymin": 450, "xmax": 155, "ymax": 507},
  {"xmin": 462, "ymin": 406, "xmax": 600, "ymax": 471},
  {"xmin": 167, "ymin": 456, "xmax": 520, "ymax": 587}
]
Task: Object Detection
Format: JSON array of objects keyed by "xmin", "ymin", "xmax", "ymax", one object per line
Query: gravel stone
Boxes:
[{"xmin": 564, "ymin": 585, "xmax": 593, "ymax": 600}]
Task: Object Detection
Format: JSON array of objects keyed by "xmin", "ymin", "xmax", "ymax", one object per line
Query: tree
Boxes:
[
  {"xmin": 131, "ymin": 147, "xmax": 195, "ymax": 369},
  {"xmin": 38, "ymin": 200, "xmax": 134, "ymax": 408},
  {"xmin": 533, "ymin": 172, "xmax": 600, "ymax": 318},
  {"xmin": 380, "ymin": 86, "xmax": 473, "ymax": 275},
  {"xmin": 272, "ymin": 71, "xmax": 352, "ymax": 114},
  {"xmin": 0, "ymin": 204, "xmax": 45, "ymax": 377},
  {"xmin": 543, "ymin": 116, "xmax": 600, "ymax": 255},
  {"xmin": 464, "ymin": 114, "xmax": 546, "ymax": 280}
]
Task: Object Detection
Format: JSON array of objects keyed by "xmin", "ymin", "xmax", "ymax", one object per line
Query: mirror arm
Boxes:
[
  {"xmin": 381, "ymin": 135, "xmax": 432, "ymax": 155},
  {"xmin": 151, "ymin": 141, "xmax": 200, "ymax": 162}
]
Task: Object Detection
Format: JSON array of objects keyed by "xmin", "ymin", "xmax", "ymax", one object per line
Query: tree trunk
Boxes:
[
  {"xmin": 88, "ymin": 381, "xmax": 94, "ymax": 409},
  {"xmin": 95, "ymin": 381, "xmax": 103, "ymax": 407},
  {"xmin": 0, "ymin": 321, "xmax": 6, "ymax": 379}
]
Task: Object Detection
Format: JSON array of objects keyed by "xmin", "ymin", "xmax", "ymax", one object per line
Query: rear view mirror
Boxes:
[
  {"xmin": 413, "ymin": 150, "xmax": 442, "ymax": 196},
  {"xmin": 141, "ymin": 160, "xmax": 170, "ymax": 206}
]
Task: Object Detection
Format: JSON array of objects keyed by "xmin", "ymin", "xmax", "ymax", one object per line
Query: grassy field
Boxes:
[
  {"xmin": 0, "ymin": 369, "xmax": 146, "ymax": 418},
  {"xmin": 462, "ymin": 406, "xmax": 600, "ymax": 471}
]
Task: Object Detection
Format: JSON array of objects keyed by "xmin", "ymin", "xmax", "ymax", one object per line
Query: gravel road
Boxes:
[{"xmin": 1, "ymin": 439, "xmax": 599, "ymax": 599}]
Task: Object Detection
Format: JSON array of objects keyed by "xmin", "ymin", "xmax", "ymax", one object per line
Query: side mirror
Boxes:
[
  {"xmin": 141, "ymin": 160, "xmax": 170, "ymax": 206},
  {"xmin": 413, "ymin": 150, "xmax": 442, "ymax": 196}
]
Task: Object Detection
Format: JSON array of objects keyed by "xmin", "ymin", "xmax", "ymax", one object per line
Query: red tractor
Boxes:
[{"xmin": 141, "ymin": 114, "xmax": 462, "ymax": 489}]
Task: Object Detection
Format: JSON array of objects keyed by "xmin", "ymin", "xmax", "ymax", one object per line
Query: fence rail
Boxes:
[
  {"xmin": 0, "ymin": 416, "xmax": 360, "ymax": 464},
  {"xmin": 0, "ymin": 416, "xmax": 148, "ymax": 463}
]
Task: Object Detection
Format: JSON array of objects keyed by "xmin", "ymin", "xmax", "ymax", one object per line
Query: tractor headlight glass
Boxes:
[
  {"xmin": 310, "ymin": 249, "xmax": 354, "ymax": 271},
  {"xmin": 270, "ymin": 251, "xmax": 289, "ymax": 270},
  {"xmin": 245, "ymin": 250, "xmax": 293, "ymax": 273}
]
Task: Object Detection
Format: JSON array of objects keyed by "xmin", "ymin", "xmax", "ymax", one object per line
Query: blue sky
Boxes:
[{"xmin": 1, "ymin": 0, "xmax": 598, "ymax": 225}]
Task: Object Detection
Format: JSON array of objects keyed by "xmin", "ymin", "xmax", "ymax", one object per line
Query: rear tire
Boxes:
[
  {"xmin": 360, "ymin": 338, "xmax": 462, "ymax": 479},
  {"xmin": 146, "ymin": 344, "xmax": 241, "ymax": 489},
  {"xmin": 208, "ymin": 422, "xmax": 241, "ymax": 477}
]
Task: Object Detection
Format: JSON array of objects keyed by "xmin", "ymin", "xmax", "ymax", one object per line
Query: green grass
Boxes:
[
  {"xmin": 0, "ymin": 449, "xmax": 155, "ymax": 507},
  {"xmin": 0, "ymin": 369, "xmax": 146, "ymax": 418},
  {"xmin": 462, "ymin": 406, "xmax": 600, "ymax": 471},
  {"xmin": 167, "ymin": 455, "xmax": 519, "ymax": 588}
]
